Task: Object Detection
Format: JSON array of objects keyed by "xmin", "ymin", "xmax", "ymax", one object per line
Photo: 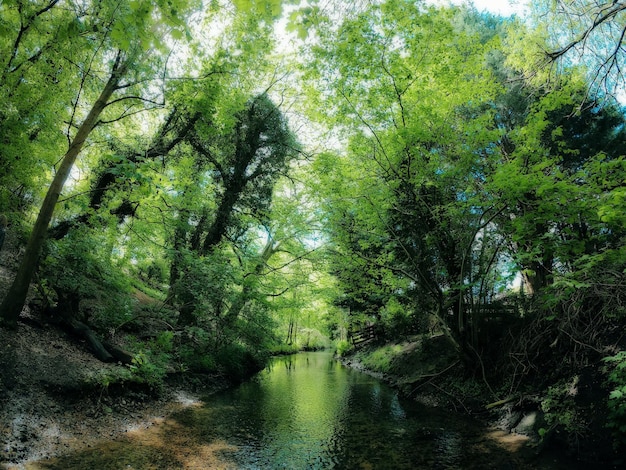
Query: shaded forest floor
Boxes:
[
  {"xmin": 340, "ymin": 334, "xmax": 626, "ymax": 469},
  {"xmin": 0, "ymin": 244, "xmax": 230, "ymax": 469},
  {"xmin": 0, "ymin": 306, "xmax": 231, "ymax": 469}
]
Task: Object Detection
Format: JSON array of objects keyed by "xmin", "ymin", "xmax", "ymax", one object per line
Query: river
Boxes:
[{"xmin": 32, "ymin": 351, "xmax": 571, "ymax": 469}]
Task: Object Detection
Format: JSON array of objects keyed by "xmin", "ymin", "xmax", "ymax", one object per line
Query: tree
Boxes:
[
  {"xmin": 0, "ymin": 52, "xmax": 130, "ymax": 326},
  {"xmin": 171, "ymin": 92, "xmax": 300, "ymax": 325},
  {"xmin": 303, "ymin": 2, "xmax": 504, "ymax": 356},
  {"xmin": 0, "ymin": 0, "xmax": 78, "ymax": 212},
  {"xmin": 0, "ymin": 0, "xmax": 198, "ymax": 327},
  {"xmin": 488, "ymin": 35, "xmax": 626, "ymax": 296},
  {"xmin": 531, "ymin": 0, "xmax": 626, "ymax": 97}
]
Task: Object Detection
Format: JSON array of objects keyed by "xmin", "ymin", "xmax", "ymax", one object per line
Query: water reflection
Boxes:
[
  {"xmin": 34, "ymin": 351, "xmax": 536, "ymax": 469},
  {"xmin": 163, "ymin": 352, "xmax": 518, "ymax": 469}
]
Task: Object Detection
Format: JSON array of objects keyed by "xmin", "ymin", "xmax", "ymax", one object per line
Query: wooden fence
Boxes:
[{"xmin": 348, "ymin": 324, "xmax": 378, "ymax": 349}]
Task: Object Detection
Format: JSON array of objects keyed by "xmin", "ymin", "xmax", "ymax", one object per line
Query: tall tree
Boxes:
[
  {"xmin": 304, "ymin": 2, "xmax": 503, "ymax": 355},
  {"xmin": 0, "ymin": 0, "xmax": 198, "ymax": 326},
  {"xmin": 532, "ymin": 0, "xmax": 626, "ymax": 97},
  {"xmin": 171, "ymin": 93, "xmax": 300, "ymax": 325},
  {"xmin": 1, "ymin": 51, "xmax": 130, "ymax": 326}
]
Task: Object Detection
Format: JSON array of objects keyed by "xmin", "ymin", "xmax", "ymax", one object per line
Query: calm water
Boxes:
[
  {"xmin": 194, "ymin": 352, "xmax": 485, "ymax": 469},
  {"xmin": 36, "ymin": 351, "xmax": 554, "ymax": 469}
]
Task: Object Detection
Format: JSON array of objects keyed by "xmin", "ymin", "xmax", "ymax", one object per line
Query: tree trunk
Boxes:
[
  {"xmin": 0, "ymin": 52, "xmax": 128, "ymax": 327},
  {"xmin": 520, "ymin": 253, "xmax": 554, "ymax": 296},
  {"xmin": 223, "ymin": 238, "xmax": 280, "ymax": 324}
]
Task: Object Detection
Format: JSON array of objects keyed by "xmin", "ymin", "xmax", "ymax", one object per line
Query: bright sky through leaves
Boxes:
[{"xmin": 431, "ymin": 0, "xmax": 527, "ymax": 16}]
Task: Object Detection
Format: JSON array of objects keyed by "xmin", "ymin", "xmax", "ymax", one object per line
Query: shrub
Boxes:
[
  {"xmin": 361, "ymin": 344, "xmax": 404, "ymax": 373},
  {"xmin": 40, "ymin": 229, "xmax": 133, "ymax": 327},
  {"xmin": 179, "ymin": 345, "xmax": 216, "ymax": 372},
  {"xmin": 539, "ymin": 377, "xmax": 586, "ymax": 442},
  {"xmin": 128, "ymin": 350, "xmax": 169, "ymax": 389},
  {"xmin": 215, "ymin": 343, "xmax": 267, "ymax": 382},
  {"xmin": 334, "ymin": 339, "xmax": 352, "ymax": 357},
  {"xmin": 269, "ymin": 342, "xmax": 300, "ymax": 355},
  {"xmin": 603, "ymin": 351, "xmax": 626, "ymax": 446}
]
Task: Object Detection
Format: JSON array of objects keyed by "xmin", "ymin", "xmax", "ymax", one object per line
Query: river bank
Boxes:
[
  {"xmin": 0, "ymin": 317, "xmax": 231, "ymax": 469},
  {"xmin": 12, "ymin": 351, "xmax": 579, "ymax": 469},
  {"xmin": 338, "ymin": 335, "xmax": 625, "ymax": 469},
  {"xmin": 1, "ymin": 322, "xmax": 619, "ymax": 470}
]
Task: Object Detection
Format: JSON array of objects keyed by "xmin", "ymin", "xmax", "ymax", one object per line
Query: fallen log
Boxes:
[
  {"xmin": 102, "ymin": 340, "xmax": 134, "ymax": 364},
  {"xmin": 66, "ymin": 318, "xmax": 114, "ymax": 362},
  {"xmin": 64, "ymin": 319, "xmax": 133, "ymax": 364},
  {"xmin": 485, "ymin": 395, "xmax": 517, "ymax": 410}
]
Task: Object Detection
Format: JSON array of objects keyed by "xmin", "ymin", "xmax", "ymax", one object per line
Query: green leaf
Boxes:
[
  {"xmin": 232, "ymin": 0, "xmax": 252, "ymax": 12},
  {"xmin": 111, "ymin": 23, "xmax": 131, "ymax": 50},
  {"xmin": 171, "ymin": 28, "xmax": 184, "ymax": 40}
]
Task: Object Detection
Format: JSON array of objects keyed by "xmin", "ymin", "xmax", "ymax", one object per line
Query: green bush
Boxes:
[
  {"xmin": 128, "ymin": 350, "xmax": 169, "ymax": 388},
  {"xmin": 380, "ymin": 297, "xmax": 416, "ymax": 337},
  {"xmin": 124, "ymin": 331, "xmax": 176, "ymax": 390},
  {"xmin": 334, "ymin": 339, "xmax": 352, "ymax": 357},
  {"xmin": 40, "ymin": 230, "xmax": 133, "ymax": 327},
  {"xmin": 215, "ymin": 343, "xmax": 267, "ymax": 382},
  {"xmin": 154, "ymin": 330, "xmax": 174, "ymax": 352},
  {"xmin": 179, "ymin": 345, "xmax": 216, "ymax": 372},
  {"xmin": 603, "ymin": 351, "xmax": 626, "ymax": 445},
  {"xmin": 361, "ymin": 344, "xmax": 404, "ymax": 373},
  {"xmin": 269, "ymin": 342, "xmax": 300, "ymax": 355},
  {"xmin": 539, "ymin": 377, "xmax": 586, "ymax": 440},
  {"xmin": 143, "ymin": 258, "xmax": 169, "ymax": 286},
  {"xmin": 89, "ymin": 367, "xmax": 133, "ymax": 389}
]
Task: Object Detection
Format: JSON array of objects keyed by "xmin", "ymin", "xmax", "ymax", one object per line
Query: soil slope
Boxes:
[
  {"xmin": 0, "ymin": 244, "xmax": 226, "ymax": 469},
  {"xmin": 0, "ymin": 310, "xmax": 216, "ymax": 469}
]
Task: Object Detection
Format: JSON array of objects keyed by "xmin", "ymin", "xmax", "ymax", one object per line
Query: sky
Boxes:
[{"xmin": 431, "ymin": 0, "xmax": 528, "ymax": 17}]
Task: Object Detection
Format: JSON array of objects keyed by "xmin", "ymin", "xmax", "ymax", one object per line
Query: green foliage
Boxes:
[
  {"xmin": 540, "ymin": 378, "xmax": 586, "ymax": 438},
  {"xmin": 2, "ymin": 0, "xmax": 626, "ymax": 440},
  {"xmin": 215, "ymin": 342, "xmax": 267, "ymax": 382},
  {"xmin": 88, "ymin": 367, "xmax": 134, "ymax": 392},
  {"xmin": 83, "ymin": 335, "xmax": 176, "ymax": 394},
  {"xmin": 40, "ymin": 229, "xmax": 133, "ymax": 326},
  {"xmin": 360, "ymin": 344, "xmax": 404, "ymax": 374},
  {"xmin": 143, "ymin": 259, "xmax": 170, "ymax": 286},
  {"xmin": 154, "ymin": 330, "xmax": 175, "ymax": 352},
  {"xmin": 126, "ymin": 331, "xmax": 176, "ymax": 389},
  {"xmin": 128, "ymin": 350, "xmax": 168, "ymax": 389},
  {"xmin": 297, "ymin": 327, "xmax": 330, "ymax": 351},
  {"xmin": 172, "ymin": 249, "xmax": 237, "ymax": 319},
  {"xmin": 334, "ymin": 339, "xmax": 353, "ymax": 357},
  {"xmin": 178, "ymin": 344, "xmax": 216, "ymax": 372},
  {"xmin": 269, "ymin": 342, "xmax": 300, "ymax": 355},
  {"xmin": 380, "ymin": 297, "xmax": 420, "ymax": 338},
  {"xmin": 603, "ymin": 352, "xmax": 626, "ymax": 444},
  {"xmin": 306, "ymin": 2, "xmax": 509, "ymax": 355}
]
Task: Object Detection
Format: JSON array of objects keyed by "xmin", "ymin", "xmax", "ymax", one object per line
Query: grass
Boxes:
[{"xmin": 359, "ymin": 344, "xmax": 405, "ymax": 373}]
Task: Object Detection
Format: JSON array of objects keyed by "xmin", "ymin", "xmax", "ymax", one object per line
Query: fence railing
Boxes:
[{"xmin": 348, "ymin": 324, "xmax": 378, "ymax": 348}]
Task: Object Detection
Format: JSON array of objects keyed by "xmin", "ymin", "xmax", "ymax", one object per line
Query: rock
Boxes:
[{"xmin": 512, "ymin": 410, "xmax": 546, "ymax": 437}]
